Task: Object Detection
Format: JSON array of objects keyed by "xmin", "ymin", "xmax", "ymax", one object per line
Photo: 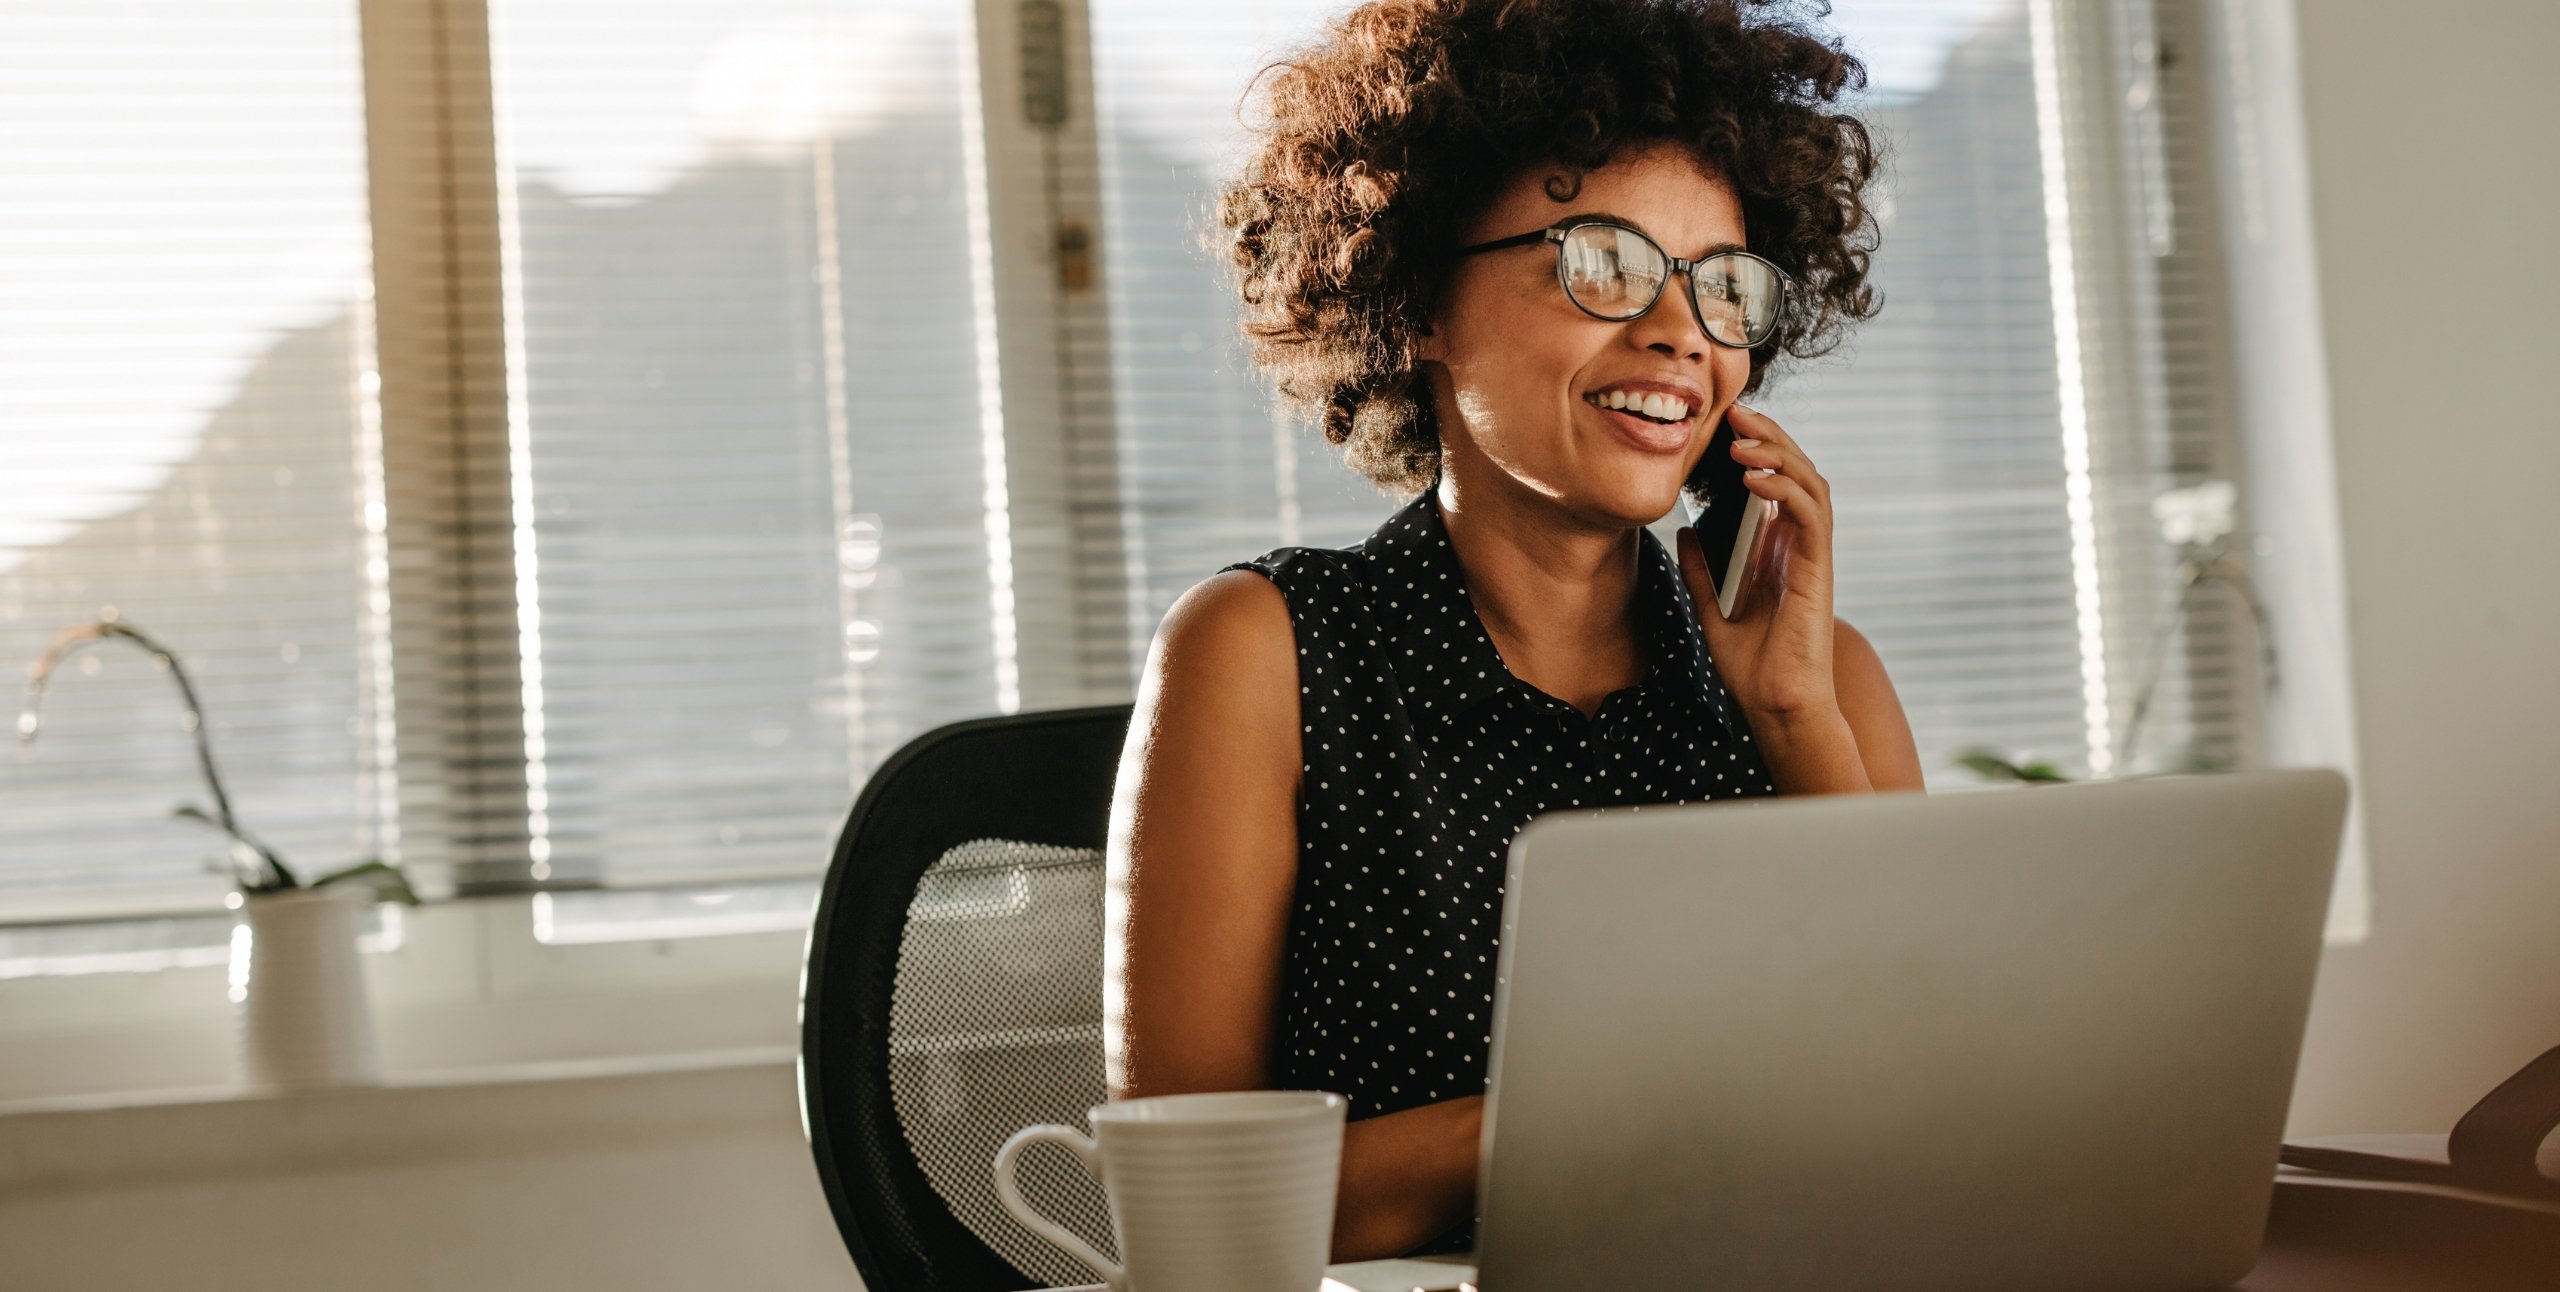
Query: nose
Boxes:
[{"xmin": 1626, "ymin": 272, "xmax": 1710, "ymax": 363}]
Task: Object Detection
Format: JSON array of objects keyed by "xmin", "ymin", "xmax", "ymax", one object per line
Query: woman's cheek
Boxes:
[{"xmin": 1720, "ymin": 353, "xmax": 1754, "ymax": 403}]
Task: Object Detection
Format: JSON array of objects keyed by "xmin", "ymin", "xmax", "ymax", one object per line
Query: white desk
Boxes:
[{"xmin": 1041, "ymin": 1173, "xmax": 2560, "ymax": 1292}]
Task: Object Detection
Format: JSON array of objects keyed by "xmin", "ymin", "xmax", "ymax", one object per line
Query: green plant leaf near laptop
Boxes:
[
  {"xmin": 1957, "ymin": 746, "xmax": 2238, "ymax": 786},
  {"xmin": 1956, "ymin": 749, "xmax": 2074, "ymax": 785},
  {"xmin": 17, "ymin": 615, "xmax": 419, "ymax": 905}
]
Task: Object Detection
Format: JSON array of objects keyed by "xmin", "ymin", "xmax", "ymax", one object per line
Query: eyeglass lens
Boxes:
[{"xmin": 1557, "ymin": 223, "xmax": 1780, "ymax": 348}]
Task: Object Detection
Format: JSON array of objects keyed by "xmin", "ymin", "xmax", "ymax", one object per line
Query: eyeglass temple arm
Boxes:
[{"xmin": 1453, "ymin": 228, "xmax": 1558, "ymax": 257}]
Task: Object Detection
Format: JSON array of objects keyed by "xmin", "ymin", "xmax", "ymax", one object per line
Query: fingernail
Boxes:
[
  {"xmin": 1751, "ymin": 467, "xmax": 1777, "ymax": 477},
  {"xmin": 1735, "ymin": 438, "xmax": 1762, "ymax": 448}
]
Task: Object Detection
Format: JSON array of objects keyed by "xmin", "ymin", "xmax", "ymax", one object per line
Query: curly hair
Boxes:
[{"xmin": 1219, "ymin": 0, "xmax": 1881, "ymax": 496}]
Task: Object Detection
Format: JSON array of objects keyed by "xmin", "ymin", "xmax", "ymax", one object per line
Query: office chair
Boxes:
[{"xmin": 800, "ymin": 704, "xmax": 1135, "ymax": 1291}]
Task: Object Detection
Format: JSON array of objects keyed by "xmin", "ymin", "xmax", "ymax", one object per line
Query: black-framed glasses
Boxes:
[{"xmin": 1457, "ymin": 219, "xmax": 1789, "ymax": 350}]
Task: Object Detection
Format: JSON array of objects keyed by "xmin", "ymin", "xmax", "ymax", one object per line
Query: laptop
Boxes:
[{"xmin": 1470, "ymin": 768, "xmax": 2350, "ymax": 1291}]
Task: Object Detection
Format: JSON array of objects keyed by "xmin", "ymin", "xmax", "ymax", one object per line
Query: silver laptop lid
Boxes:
[{"xmin": 1476, "ymin": 769, "xmax": 2348, "ymax": 1292}]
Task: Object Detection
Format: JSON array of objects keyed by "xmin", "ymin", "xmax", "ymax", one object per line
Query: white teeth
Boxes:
[{"xmin": 1589, "ymin": 389, "xmax": 1692, "ymax": 422}]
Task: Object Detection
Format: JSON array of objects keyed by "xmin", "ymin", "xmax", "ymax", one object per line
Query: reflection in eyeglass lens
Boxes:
[
  {"xmin": 1558, "ymin": 226, "xmax": 1777, "ymax": 343},
  {"xmin": 1692, "ymin": 253, "xmax": 1777, "ymax": 345},
  {"xmin": 1562, "ymin": 225, "xmax": 1663, "ymax": 316},
  {"xmin": 1695, "ymin": 265, "xmax": 1746, "ymax": 340}
]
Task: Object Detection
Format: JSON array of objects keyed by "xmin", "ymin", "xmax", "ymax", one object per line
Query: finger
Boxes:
[
  {"xmin": 1742, "ymin": 469, "xmax": 1833, "ymax": 570},
  {"xmin": 1723, "ymin": 403, "xmax": 1798, "ymax": 452},
  {"xmin": 1760, "ymin": 515, "xmax": 1798, "ymax": 606},
  {"xmin": 1675, "ymin": 524, "xmax": 1716, "ymax": 607},
  {"xmin": 1728, "ymin": 435, "xmax": 1818, "ymax": 493},
  {"xmin": 1727, "ymin": 412, "xmax": 1830, "ymax": 509}
]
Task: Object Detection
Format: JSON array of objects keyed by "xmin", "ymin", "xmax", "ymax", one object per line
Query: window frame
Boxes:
[
  {"xmin": 0, "ymin": 0, "xmax": 2356, "ymax": 972},
  {"xmin": 350, "ymin": 0, "xmax": 1129, "ymax": 903}
]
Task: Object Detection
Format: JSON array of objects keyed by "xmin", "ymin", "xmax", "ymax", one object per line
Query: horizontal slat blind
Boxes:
[
  {"xmin": 1759, "ymin": 0, "xmax": 2251, "ymax": 783},
  {"xmin": 2, "ymin": 0, "xmax": 2263, "ymax": 928},
  {"xmin": 0, "ymin": 1, "xmax": 385, "ymax": 921},
  {"xmin": 1088, "ymin": 0, "xmax": 1398, "ymax": 665},
  {"xmin": 2110, "ymin": 0, "xmax": 2262, "ymax": 774},
  {"xmin": 485, "ymin": 0, "xmax": 1004, "ymax": 886},
  {"xmin": 1759, "ymin": 0, "xmax": 2107, "ymax": 784}
]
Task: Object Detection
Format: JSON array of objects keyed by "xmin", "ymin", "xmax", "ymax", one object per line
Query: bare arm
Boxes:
[
  {"xmin": 1105, "ymin": 570, "xmax": 1482, "ymax": 1259},
  {"xmin": 1831, "ymin": 618, "xmax": 1925, "ymax": 791},
  {"xmin": 1750, "ymin": 617, "xmax": 1926, "ymax": 794},
  {"xmin": 1106, "ymin": 570, "xmax": 1302, "ymax": 1099}
]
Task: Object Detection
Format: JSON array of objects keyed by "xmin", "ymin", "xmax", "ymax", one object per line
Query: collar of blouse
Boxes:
[{"xmin": 1358, "ymin": 491, "xmax": 1745, "ymax": 743}]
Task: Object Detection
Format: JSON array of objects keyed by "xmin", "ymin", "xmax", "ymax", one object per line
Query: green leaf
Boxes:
[
  {"xmin": 306, "ymin": 859, "xmax": 421, "ymax": 906},
  {"xmin": 1956, "ymin": 749, "xmax": 2073, "ymax": 785},
  {"xmin": 171, "ymin": 802, "xmax": 301, "ymax": 889}
]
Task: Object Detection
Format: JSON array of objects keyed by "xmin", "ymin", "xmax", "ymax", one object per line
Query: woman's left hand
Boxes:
[{"xmin": 1676, "ymin": 403, "xmax": 1840, "ymax": 723}]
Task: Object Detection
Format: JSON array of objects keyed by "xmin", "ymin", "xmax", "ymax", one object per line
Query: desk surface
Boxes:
[{"xmin": 1042, "ymin": 1174, "xmax": 2560, "ymax": 1292}]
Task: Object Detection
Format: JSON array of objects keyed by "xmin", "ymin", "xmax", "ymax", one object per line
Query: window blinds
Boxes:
[
  {"xmin": 3, "ymin": 0, "xmax": 2264, "ymax": 927},
  {"xmin": 483, "ymin": 0, "xmax": 1004, "ymax": 887},
  {"xmin": 0, "ymin": 1, "xmax": 384, "ymax": 922},
  {"xmin": 1756, "ymin": 0, "xmax": 2125, "ymax": 783},
  {"xmin": 1087, "ymin": 0, "xmax": 1395, "ymax": 658}
]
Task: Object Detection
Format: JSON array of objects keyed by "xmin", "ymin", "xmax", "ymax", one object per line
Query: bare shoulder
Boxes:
[
  {"xmin": 1150, "ymin": 569, "xmax": 1296, "ymax": 684},
  {"xmin": 1831, "ymin": 617, "xmax": 1926, "ymax": 792},
  {"xmin": 1832, "ymin": 617, "xmax": 1885, "ymax": 675},
  {"xmin": 1107, "ymin": 570, "xmax": 1305, "ymax": 1098},
  {"xmin": 1131, "ymin": 569, "xmax": 1301, "ymax": 785}
]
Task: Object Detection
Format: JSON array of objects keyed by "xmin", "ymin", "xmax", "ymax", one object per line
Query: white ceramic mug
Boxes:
[{"xmin": 993, "ymin": 1090, "xmax": 1347, "ymax": 1292}]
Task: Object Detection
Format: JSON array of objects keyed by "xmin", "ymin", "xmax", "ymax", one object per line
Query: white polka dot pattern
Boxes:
[{"xmin": 1223, "ymin": 491, "xmax": 1777, "ymax": 1131}]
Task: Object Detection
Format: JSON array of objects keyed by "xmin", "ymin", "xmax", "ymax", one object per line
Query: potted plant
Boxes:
[
  {"xmin": 17, "ymin": 614, "xmax": 417, "ymax": 1090},
  {"xmin": 1961, "ymin": 480, "xmax": 2276, "ymax": 788}
]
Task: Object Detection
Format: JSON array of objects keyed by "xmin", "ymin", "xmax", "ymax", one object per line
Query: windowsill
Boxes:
[
  {"xmin": 0, "ymin": 1042, "xmax": 795, "ymax": 1121},
  {"xmin": 0, "ymin": 892, "xmax": 811, "ymax": 1107},
  {"xmin": 0, "ymin": 1044, "xmax": 807, "ymax": 1206}
]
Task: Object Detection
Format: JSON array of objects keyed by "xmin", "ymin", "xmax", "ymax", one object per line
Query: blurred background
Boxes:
[{"xmin": 2, "ymin": 1, "xmax": 2552, "ymax": 1287}]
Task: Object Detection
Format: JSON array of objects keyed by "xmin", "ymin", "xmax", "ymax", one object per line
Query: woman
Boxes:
[{"xmin": 1104, "ymin": 0, "xmax": 1924, "ymax": 1260}]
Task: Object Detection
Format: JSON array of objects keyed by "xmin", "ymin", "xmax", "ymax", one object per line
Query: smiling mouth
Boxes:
[{"xmin": 1583, "ymin": 389, "xmax": 1693, "ymax": 425}]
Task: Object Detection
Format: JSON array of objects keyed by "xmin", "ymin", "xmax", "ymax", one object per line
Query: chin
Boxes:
[
  {"xmin": 1565, "ymin": 470, "xmax": 1688, "ymax": 530},
  {"xmin": 1551, "ymin": 428, "xmax": 1698, "ymax": 528}
]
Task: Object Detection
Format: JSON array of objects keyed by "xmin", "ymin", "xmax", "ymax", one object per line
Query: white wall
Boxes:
[
  {"xmin": 0, "ymin": 1058, "xmax": 861, "ymax": 1292},
  {"xmin": 0, "ymin": 902, "xmax": 864, "ymax": 1291},
  {"xmin": 2277, "ymin": 0, "xmax": 2560, "ymax": 1133}
]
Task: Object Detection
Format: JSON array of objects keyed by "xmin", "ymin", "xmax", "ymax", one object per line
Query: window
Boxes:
[
  {"xmin": 1088, "ymin": 0, "xmax": 1394, "ymax": 624},
  {"xmin": 486, "ymin": 0, "xmax": 1003, "ymax": 888},
  {"xmin": 2, "ymin": 0, "xmax": 2305, "ymax": 955},
  {"xmin": 1748, "ymin": 0, "xmax": 2265, "ymax": 783},
  {"xmin": 1, "ymin": 1, "xmax": 385, "ymax": 927}
]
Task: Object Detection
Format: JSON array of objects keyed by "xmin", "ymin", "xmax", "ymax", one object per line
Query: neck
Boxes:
[{"xmin": 1433, "ymin": 467, "xmax": 1647, "ymax": 711}]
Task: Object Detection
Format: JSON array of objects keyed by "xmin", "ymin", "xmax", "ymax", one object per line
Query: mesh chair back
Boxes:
[{"xmin": 801, "ymin": 705, "xmax": 1133, "ymax": 1292}]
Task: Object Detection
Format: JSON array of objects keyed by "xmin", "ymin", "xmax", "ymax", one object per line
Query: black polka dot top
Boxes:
[{"xmin": 1225, "ymin": 490, "xmax": 1778, "ymax": 1127}]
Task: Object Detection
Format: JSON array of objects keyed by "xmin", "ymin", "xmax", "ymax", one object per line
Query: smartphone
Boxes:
[{"xmin": 1680, "ymin": 416, "xmax": 1781, "ymax": 619}]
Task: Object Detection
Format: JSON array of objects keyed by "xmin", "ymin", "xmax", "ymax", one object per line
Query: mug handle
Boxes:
[{"xmin": 993, "ymin": 1123, "xmax": 1124, "ymax": 1289}]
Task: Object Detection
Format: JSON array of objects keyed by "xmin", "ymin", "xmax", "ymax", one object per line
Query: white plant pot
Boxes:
[{"xmin": 230, "ymin": 886, "xmax": 380, "ymax": 1090}]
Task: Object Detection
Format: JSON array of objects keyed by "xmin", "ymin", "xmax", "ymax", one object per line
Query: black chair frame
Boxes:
[{"xmin": 800, "ymin": 703, "xmax": 1133, "ymax": 1292}]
